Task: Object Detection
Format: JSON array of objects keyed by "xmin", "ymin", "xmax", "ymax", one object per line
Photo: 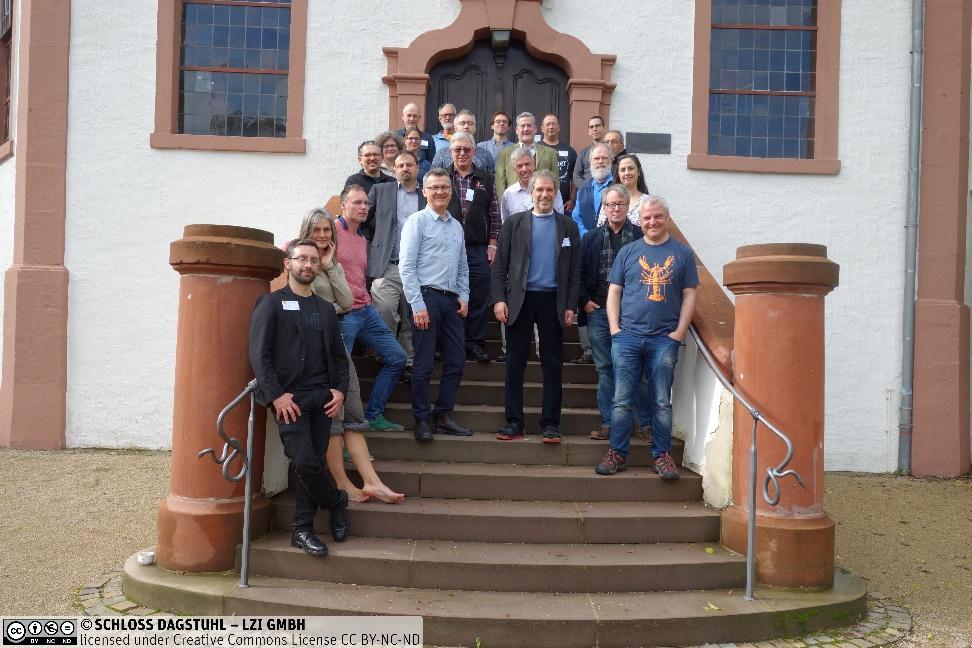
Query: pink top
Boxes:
[{"xmin": 334, "ymin": 217, "xmax": 371, "ymax": 310}]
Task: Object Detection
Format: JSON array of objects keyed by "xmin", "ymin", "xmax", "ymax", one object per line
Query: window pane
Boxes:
[
  {"xmin": 179, "ymin": 70, "xmax": 288, "ymax": 138},
  {"xmin": 708, "ymin": 93, "xmax": 814, "ymax": 158},
  {"xmin": 182, "ymin": 3, "xmax": 291, "ymax": 72},
  {"xmin": 712, "ymin": 0, "xmax": 816, "ymax": 27},
  {"xmin": 710, "ymin": 28, "xmax": 815, "ymax": 92}
]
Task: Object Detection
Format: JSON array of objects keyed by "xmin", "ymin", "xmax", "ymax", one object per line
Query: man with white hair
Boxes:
[
  {"xmin": 500, "ymin": 146, "xmax": 564, "ymax": 221},
  {"xmin": 571, "ymin": 143, "xmax": 614, "ymax": 239},
  {"xmin": 431, "ymin": 109, "xmax": 495, "ymax": 172},
  {"xmin": 432, "ymin": 103, "xmax": 457, "ymax": 153},
  {"xmin": 395, "ymin": 102, "xmax": 436, "ymax": 167}
]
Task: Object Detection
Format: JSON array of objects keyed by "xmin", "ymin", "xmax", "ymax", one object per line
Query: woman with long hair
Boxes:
[
  {"xmin": 596, "ymin": 153, "xmax": 650, "ymax": 228},
  {"xmin": 295, "ymin": 208, "xmax": 405, "ymax": 504}
]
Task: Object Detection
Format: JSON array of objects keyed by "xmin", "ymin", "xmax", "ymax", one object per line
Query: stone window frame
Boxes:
[
  {"xmin": 0, "ymin": 0, "xmax": 13, "ymax": 163},
  {"xmin": 150, "ymin": 0, "xmax": 307, "ymax": 153},
  {"xmin": 688, "ymin": 0, "xmax": 841, "ymax": 174}
]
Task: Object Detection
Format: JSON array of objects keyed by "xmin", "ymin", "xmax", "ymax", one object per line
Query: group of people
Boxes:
[{"xmin": 247, "ymin": 103, "xmax": 698, "ymax": 557}]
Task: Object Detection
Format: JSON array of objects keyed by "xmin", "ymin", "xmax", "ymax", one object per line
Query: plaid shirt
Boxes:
[{"xmin": 452, "ymin": 167, "xmax": 501, "ymax": 241}]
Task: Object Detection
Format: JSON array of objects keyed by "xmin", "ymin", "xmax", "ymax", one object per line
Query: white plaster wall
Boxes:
[
  {"xmin": 0, "ymin": 0, "xmax": 20, "ymax": 382},
  {"xmin": 544, "ymin": 1, "xmax": 911, "ymax": 472},
  {"xmin": 63, "ymin": 1, "xmax": 459, "ymax": 447},
  {"xmin": 64, "ymin": 1, "xmax": 913, "ymax": 473}
]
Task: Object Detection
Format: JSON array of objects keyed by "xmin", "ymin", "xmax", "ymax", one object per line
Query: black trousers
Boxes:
[
  {"xmin": 464, "ymin": 244, "xmax": 490, "ymax": 352},
  {"xmin": 277, "ymin": 387, "xmax": 341, "ymax": 531},
  {"xmin": 410, "ymin": 287, "xmax": 466, "ymax": 421},
  {"xmin": 504, "ymin": 290, "xmax": 564, "ymax": 429}
]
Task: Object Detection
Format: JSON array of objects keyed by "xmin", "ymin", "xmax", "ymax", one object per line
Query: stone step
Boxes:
[
  {"xmin": 381, "ymin": 402, "xmax": 603, "ymax": 435},
  {"xmin": 355, "ymin": 356, "xmax": 597, "ymax": 382},
  {"xmin": 484, "ymin": 320, "xmax": 582, "ymax": 343},
  {"xmin": 480, "ymin": 338, "xmax": 584, "ymax": 361},
  {"xmin": 348, "ymin": 459, "xmax": 702, "ymax": 502},
  {"xmin": 125, "ymin": 557, "xmax": 868, "ymax": 648},
  {"xmin": 363, "ymin": 430, "xmax": 681, "ymax": 466},
  {"xmin": 272, "ymin": 494, "xmax": 719, "ymax": 544},
  {"xmin": 362, "ymin": 377, "xmax": 600, "ymax": 409},
  {"xmin": 245, "ymin": 532, "xmax": 746, "ymax": 593}
]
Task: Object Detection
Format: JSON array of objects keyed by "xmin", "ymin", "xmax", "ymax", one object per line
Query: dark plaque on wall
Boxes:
[{"xmin": 626, "ymin": 132, "xmax": 671, "ymax": 155}]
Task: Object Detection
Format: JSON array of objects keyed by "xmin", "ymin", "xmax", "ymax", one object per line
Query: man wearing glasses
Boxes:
[
  {"xmin": 395, "ymin": 102, "xmax": 436, "ymax": 166},
  {"xmin": 399, "ymin": 168, "xmax": 471, "ymax": 441},
  {"xmin": 443, "ymin": 132, "xmax": 501, "ymax": 364},
  {"xmin": 432, "ymin": 103, "xmax": 457, "ymax": 153},
  {"xmin": 573, "ymin": 115, "xmax": 607, "ymax": 187},
  {"xmin": 248, "ymin": 239, "xmax": 351, "ymax": 557},
  {"xmin": 477, "ymin": 111, "xmax": 513, "ymax": 166},
  {"xmin": 494, "ymin": 112, "xmax": 559, "ymax": 196},
  {"xmin": 345, "ymin": 140, "xmax": 394, "ymax": 196},
  {"xmin": 431, "ymin": 109, "xmax": 495, "ymax": 172}
]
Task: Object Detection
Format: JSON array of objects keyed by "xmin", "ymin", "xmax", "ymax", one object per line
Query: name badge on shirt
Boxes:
[
  {"xmin": 562, "ymin": 237, "xmax": 572, "ymax": 247},
  {"xmin": 282, "ymin": 300, "xmax": 300, "ymax": 311},
  {"xmin": 558, "ymin": 150, "xmax": 569, "ymax": 157},
  {"xmin": 421, "ymin": 139, "xmax": 429, "ymax": 147},
  {"xmin": 465, "ymin": 188, "xmax": 476, "ymax": 201}
]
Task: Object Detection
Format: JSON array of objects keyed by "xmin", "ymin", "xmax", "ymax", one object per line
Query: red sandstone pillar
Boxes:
[
  {"xmin": 157, "ymin": 225, "xmax": 284, "ymax": 572},
  {"xmin": 720, "ymin": 243, "xmax": 839, "ymax": 589}
]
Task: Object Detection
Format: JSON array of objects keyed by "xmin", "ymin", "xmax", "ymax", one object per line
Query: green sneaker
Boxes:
[{"xmin": 368, "ymin": 415, "xmax": 404, "ymax": 432}]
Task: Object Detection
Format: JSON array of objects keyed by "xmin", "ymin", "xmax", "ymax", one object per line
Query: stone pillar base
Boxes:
[
  {"xmin": 0, "ymin": 265, "xmax": 69, "ymax": 449},
  {"xmin": 722, "ymin": 504, "xmax": 835, "ymax": 589},
  {"xmin": 157, "ymin": 494, "xmax": 271, "ymax": 572}
]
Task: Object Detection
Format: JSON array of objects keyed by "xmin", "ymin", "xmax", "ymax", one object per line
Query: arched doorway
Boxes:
[
  {"xmin": 425, "ymin": 38, "xmax": 570, "ymax": 141},
  {"xmin": 382, "ymin": 0, "xmax": 615, "ymax": 151}
]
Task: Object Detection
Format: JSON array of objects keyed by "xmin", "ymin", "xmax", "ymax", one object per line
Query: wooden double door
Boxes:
[{"xmin": 425, "ymin": 38, "xmax": 570, "ymax": 142}]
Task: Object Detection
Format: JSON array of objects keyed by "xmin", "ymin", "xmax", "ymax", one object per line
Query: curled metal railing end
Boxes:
[{"xmin": 197, "ymin": 439, "xmax": 247, "ymax": 482}]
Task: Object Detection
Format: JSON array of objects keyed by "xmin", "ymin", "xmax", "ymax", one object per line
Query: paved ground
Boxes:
[{"xmin": 0, "ymin": 449, "xmax": 969, "ymax": 646}]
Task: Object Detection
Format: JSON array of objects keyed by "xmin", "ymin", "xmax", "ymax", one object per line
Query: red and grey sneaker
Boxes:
[
  {"xmin": 496, "ymin": 422, "xmax": 524, "ymax": 441},
  {"xmin": 653, "ymin": 452, "xmax": 679, "ymax": 480},
  {"xmin": 594, "ymin": 449, "xmax": 627, "ymax": 475}
]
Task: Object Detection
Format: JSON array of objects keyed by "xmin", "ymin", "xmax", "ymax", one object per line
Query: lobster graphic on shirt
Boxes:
[{"xmin": 639, "ymin": 255, "xmax": 675, "ymax": 302}]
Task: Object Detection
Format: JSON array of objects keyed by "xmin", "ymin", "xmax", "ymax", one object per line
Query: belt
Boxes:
[{"xmin": 421, "ymin": 285, "xmax": 458, "ymax": 298}]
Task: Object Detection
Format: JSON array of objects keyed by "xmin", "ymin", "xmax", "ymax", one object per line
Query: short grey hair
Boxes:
[
  {"xmin": 643, "ymin": 195, "xmax": 670, "ymax": 217},
  {"xmin": 527, "ymin": 169, "xmax": 558, "ymax": 193},
  {"xmin": 510, "ymin": 146, "xmax": 534, "ymax": 163},
  {"xmin": 516, "ymin": 111, "xmax": 536, "ymax": 127},
  {"xmin": 449, "ymin": 131, "xmax": 476, "ymax": 149},
  {"xmin": 603, "ymin": 183, "xmax": 630, "ymax": 204}
]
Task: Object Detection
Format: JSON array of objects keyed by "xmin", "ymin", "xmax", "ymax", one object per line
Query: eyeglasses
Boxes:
[
  {"xmin": 439, "ymin": 112, "xmax": 455, "ymax": 118},
  {"xmin": 493, "ymin": 119, "xmax": 509, "ymax": 125},
  {"xmin": 425, "ymin": 185, "xmax": 451, "ymax": 193},
  {"xmin": 382, "ymin": 143, "xmax": 400, "ymax": 150},
  {"xmin": 289, "ymin": 256, "xmax": 320, "ymax": 267},
  {"xmin": 451, "ymin": 147, "xmax": 473, "ymax": 154},
  {"xmin": 605, "ymin": 202, "xmax": 627, "ymax": 210},
  {"xmin": 404, "ymin": 136, "xmax": 421, "ymax": 141}
]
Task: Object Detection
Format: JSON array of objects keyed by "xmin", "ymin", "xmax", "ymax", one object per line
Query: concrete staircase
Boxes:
[{"xmin": 124, "ymin": 320, "xmax": 866, "ymax": 647}]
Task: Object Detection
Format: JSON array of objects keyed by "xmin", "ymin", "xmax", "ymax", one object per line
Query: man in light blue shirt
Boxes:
[{"xmin": 400, "ymin": 167, "xmax": 471, "ymax": 441}]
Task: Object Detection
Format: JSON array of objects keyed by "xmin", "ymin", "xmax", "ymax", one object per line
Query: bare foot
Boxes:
[
  {"xmin": 339, "ymin": 482, "xmax": 370, "ymax": 503},
  {"xmin": 362, "ymin": 483, "xmax": 405, "ymax": 504}
]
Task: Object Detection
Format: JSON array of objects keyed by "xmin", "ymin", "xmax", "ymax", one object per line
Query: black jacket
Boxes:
[
  {"xmin": 248, "ymin": 285, "xmax": 350, "ymax": 407},
  {"xmin": 345, "ymin": 170, "xmax": 394, "ymax": 197},
  {"xmin": 446, "ymin": 164, "xmax": 496, "ymax": 246},
  {"xmin": 579, "ymin": 221, "xmax": 642, "ymax": 311},
  {"xmin": 490, "ymin": 209, "xmax": 582, "ymax": 328}
]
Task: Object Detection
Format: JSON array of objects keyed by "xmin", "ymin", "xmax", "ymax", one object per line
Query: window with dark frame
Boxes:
[
  {"xmin": 179, "ymin": 0, "xmax": 291, "ymax": 138},
  {"xmin": 707, "ymin": 0, "xmax": 817, "ymax": 159},
  {"xmin": 1, "ymin": 0, "xmax": 12, "ymax": 146}
]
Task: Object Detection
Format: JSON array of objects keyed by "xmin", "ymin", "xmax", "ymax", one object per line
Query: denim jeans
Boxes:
[
  {"xmin": 338, "ymin": 304, "xmax": 407, "ymax": 421},
  {"xmin": 587, "ymin": 308, "xmax": 652, "ymax": 427},
  {"xmin": 609, "ymin": 330, "xmax": 680, "ymax": 458}
]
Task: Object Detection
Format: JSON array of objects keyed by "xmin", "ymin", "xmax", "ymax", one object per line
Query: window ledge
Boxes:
[
  {"xmin": 150, "ymin": 133, "xmax": 306, "ymax": 154},
  {"xmin": 0, "ymin": 139, "xmax": 13, "ymax": 164},
  {"xmin": 687, "ymin": 153, "xmax": 840, "ymax": 175}
]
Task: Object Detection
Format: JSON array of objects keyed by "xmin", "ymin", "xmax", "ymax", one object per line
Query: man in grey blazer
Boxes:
[
  {"xmin": 365, "ymin": 151, "xmax": 426, "ymax": 365},
  {"xmin": 490, "ymin": 170, "xmax": 582, "ymax": 443}
]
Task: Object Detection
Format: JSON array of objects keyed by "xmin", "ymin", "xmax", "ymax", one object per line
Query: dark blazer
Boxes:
[
  {"xmin": 490, "ymin": 210, "xmax": 582, "ymax": 328},
  {"xmin": 364, "ymin": 181, "xmax": 426, "ymax": 278},
  {"xmin": 579, "ymin": 221, "xmax": 642, "ymax": 312},
  {"xmin": 248, "ymin": 285, "xmax": 350, "ymax": 407}
]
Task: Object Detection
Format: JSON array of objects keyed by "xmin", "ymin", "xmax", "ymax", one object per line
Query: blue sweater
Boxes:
[{"xmin": 526, "ymin": 212, "xmax": 558, "ymax": 291}]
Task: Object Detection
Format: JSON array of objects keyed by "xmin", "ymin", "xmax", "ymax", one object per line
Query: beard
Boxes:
[
  {"xmin": 591, "ymin": 165, "xmax": 611, "ymax": 183},
  {"xmin": 290, "ymin": 267, "xmax": 315, "ymax": 285}
]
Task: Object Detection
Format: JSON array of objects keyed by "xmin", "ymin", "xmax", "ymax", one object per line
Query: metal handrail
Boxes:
[
  {"xmin": 198, "ymin": 378, "xmax": 258, "ymax": 588},
  {"xmin": 687, "ymin": 326, "xmax": 805, "ymax": 601}
]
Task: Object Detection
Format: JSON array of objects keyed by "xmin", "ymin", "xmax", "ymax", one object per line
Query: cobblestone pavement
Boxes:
[{"xmin": 77, "ymin": 571, "xmax": 912, "ymax": 647}]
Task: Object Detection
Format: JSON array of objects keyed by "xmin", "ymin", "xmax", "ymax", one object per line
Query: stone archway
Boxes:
[{"xmin": 381, "ymin": 0, "xmax": 616, "ymax": 151}]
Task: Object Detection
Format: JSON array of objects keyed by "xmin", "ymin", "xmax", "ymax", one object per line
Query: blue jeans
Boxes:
[
  {"xmin": 587, "ymin": 308, "xmax": 652, "ymax": 427},
  {"xmin": 610, "ymin": 331, "xmax": 680, "ymax": 458},
  {"xmin": 338, "ymin": 304, "xmax": 407, "ymax": 421}
]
